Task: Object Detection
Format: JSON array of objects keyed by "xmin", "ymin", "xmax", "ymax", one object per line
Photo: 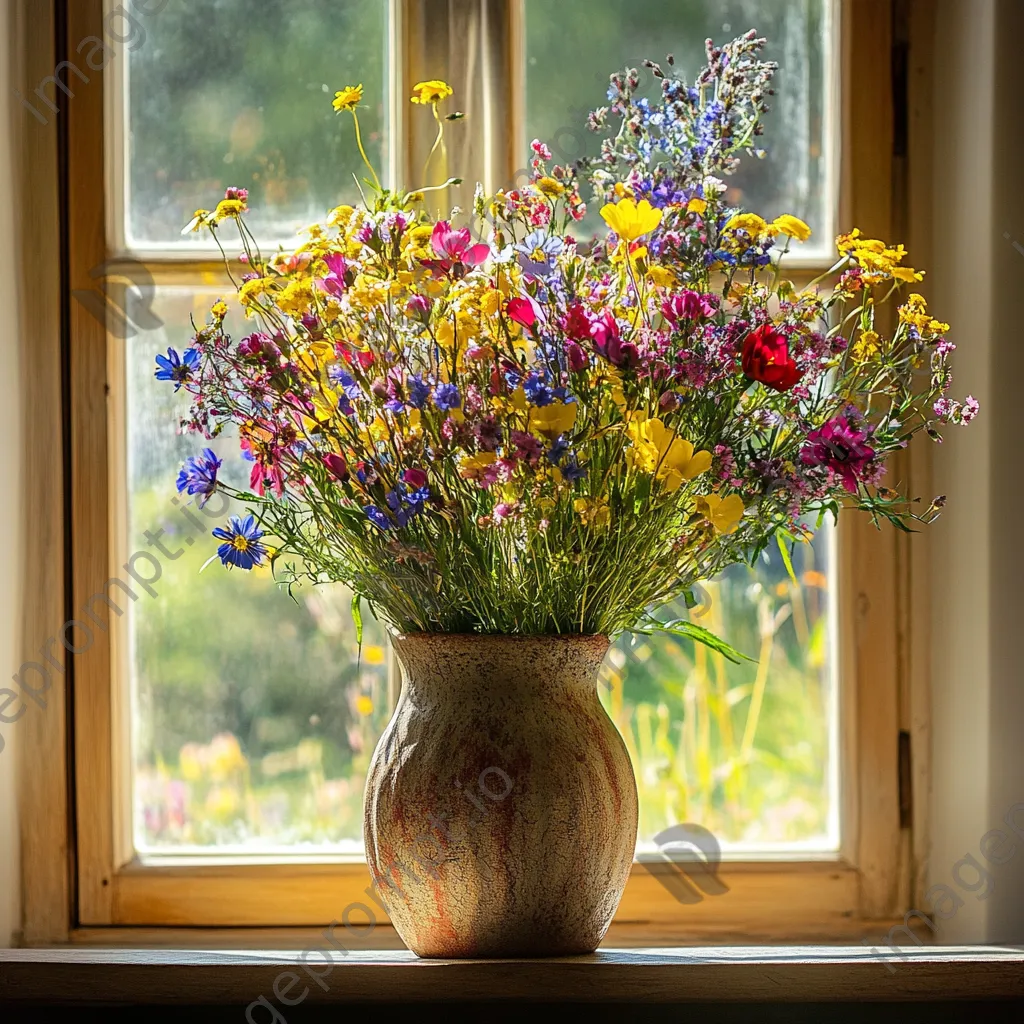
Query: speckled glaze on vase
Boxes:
[{"xmin": 363, "ymin": 633, "xmax": 638, "ymax": 958}]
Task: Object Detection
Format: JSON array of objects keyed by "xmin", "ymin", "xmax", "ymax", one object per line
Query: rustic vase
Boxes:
[{"xmin": 363, "ymin": 632, "xmax": 638, "ymax": 958}]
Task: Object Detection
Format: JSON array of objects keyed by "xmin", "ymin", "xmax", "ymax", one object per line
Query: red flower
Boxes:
[
  {"xmin": 740, "ymin": 325, "xmax": 802, "ymax": 391},
  {"xmin": 560, "ymin": 301, "xmax": 593, "ymax": 341},
  {"xmin": 506, "ymin": 297, "xmax": 537, "ymax": 329}
]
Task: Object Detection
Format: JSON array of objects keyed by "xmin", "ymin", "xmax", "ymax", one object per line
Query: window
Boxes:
[{"xmin": 58, "ymin": 0, "xmax": 909, "ymax": 941}]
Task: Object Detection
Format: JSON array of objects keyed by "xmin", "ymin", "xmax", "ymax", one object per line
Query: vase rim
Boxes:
[{"xmin": 390, "ymin": 631, "xmax": 610, "ymax": 643}]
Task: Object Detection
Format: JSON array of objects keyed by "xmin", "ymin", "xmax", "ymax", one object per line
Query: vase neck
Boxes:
[{"xmin": 390, "ymin": 633, "xmax": 610, "ymax": 700}]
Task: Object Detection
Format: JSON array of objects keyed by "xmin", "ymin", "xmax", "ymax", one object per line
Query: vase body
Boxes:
[{"xmin": 363, "ymin": 633, "xmax": 638, "ymax": 958}]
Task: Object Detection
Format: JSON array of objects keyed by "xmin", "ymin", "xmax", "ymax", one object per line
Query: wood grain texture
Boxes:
[
  {"xmin": 12, "ymin": 0, "xmax": 71, "ymax": 947},
  {"xmin": 1, "ymin": 947, "xmax": 1021, "ymax": 1005},
  {"xmin": 66, "ymin": 0, "xmax": 116, "ymax": 926},
  {"xmin": 839, "ymin": 0, "xmax": 904, "ymax": 920}
]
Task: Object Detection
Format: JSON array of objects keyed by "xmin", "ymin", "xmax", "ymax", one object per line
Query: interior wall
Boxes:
[
  {"xmin": 929, "ymin": 0, "xmax": 1024, "ymax": 944},
  {"xmin": 0, "ymin": 0, "xmax": 24, "ymax": 949}
]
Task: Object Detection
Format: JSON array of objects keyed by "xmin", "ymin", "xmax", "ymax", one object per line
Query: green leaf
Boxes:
[
  {"xmin": 351, "ymin": 592, "xmax": 364, "ymax": 647},
  {"xmin": 776, "ymin": 533, "xmax": 799, "ymax": 587},
  {"xmin": 656, "ymin": 619, "xmax": 755, "ymax": 665}
]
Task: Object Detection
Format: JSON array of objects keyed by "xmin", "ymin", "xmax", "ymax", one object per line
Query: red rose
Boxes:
[{"xmin": 741, "ymin": 325, "xmax": 802, "ymax": 391}]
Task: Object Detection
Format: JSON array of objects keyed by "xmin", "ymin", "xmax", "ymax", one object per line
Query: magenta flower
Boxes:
[
  {"xmin": 661, "ymin": 290, "xmax": 716, "ymax": 325},
  {"xmin": 421, "ymin": 221, "xmax": 489, "ymax": 276},
  {"xmin": 319, "ymin": 253, "xmax": 348, "ymax": 297},
  {"xmin": 591, "ymin": 311, "xmax": 640, "ymax": 369},
  {"xmin": 800, "ymin": 415, "xmax": 875, "ymax": 492}
]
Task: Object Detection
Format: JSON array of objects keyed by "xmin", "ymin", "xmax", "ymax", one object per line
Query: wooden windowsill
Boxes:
[{"xmin": 1, "ymin": 947, "xmax": 1022, "ymax": 1006}]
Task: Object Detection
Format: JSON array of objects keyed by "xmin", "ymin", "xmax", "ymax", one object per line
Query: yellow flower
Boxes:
[
  {"xmin": 600, "ymin": 197, "xmax": 662, "ymax": 243},
  {"xmin": 772, "ymin": 214, "xmax": 811, "ymax": 242},
  {"xmin": 332, "ymin": 84, "xmax": 363, "ymax": 113},
  {"xmin": 892, "ymin": 266, "xmax": 924, "ymax": 283},
  {"xmin": 355, "ymin": 695, "xmax": 374, "ymax": 715},
  {"xmin": 725, "ymin": 212, "xmax": 775, "ymax": 238},
  {"xmin": 528, "ymin": 401, "xmax": 577, "ymax": 439},
  {"xmin": 647, "ymin": 264, "xmax": 677, "ymax": 289},
  {"xmin": 627, "ymin": 416, "xmax": 711, "ymax": 492},
  {"xmin": 210, "ymin": 299, "xmax": 229, "ymax": 321},
  {"xmin": 411, "ymin": 79, "xmax": 453, "ymax": 105},
  {"xmin": 536, "ymin": 176, "xmax": 565, "ymax": 198},
  {"xmin": 182, "ymin": 209, "xmax": 211, "ymax": 234},
  {"xmin": 213, "ymin": 198, "xmax": 245, "ymax": 221},
  {"xmin": 851, "ymin": 329, "xmax": 881, "ymax": 362},
  {"xmin": 574, "ymin": 496, "xmax": 611, "ymax": 528},
  {"xmin": 686, "ymin": 197, "xmax": 707, "ymax": 215},
  {"xmin": 696, "ymin": 493, "xmax": 745, "ymax": 534}
]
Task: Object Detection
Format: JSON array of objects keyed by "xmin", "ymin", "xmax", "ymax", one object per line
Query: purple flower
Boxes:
[
  {"xmin": 154, "ymin": 347, "xmax": 200, "ymax": 390},
  {"xmin": 176, "ymin": 448, "xmax": 222, "ymax": 507},
  {"xmin": 800, "ymin": 415, "xmax": 876, "ymax": 493},
  {"xmin": 433, "ymin": 382, "xmax": 461, "ymax": 411}
]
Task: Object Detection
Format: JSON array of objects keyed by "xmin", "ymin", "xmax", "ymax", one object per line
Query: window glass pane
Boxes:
[
  {"xmin": 124, "ymin": 0, "xmax": 387, "ymax": 248},
  {"xmin": 600, "ymin": 528, "xmax": 837, "ymax": 851},
  {"xmin": 524, "ymin": 0, "xmax": 831, "ymax": 255},
  {"xmin": 126, "ymin": 289, "xmax": 390, "ymax": 853}
]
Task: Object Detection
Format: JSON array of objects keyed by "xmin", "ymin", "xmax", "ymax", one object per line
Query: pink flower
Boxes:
[
  {"xmin": 421, "ymin": 221, "xmax": 490, "ymax": 276},
  {"xmin": 564, "ymin": 340, "xmax": 589, "ymax": 372},
  {"xmin": 492, "ymin": 501, "xmax": 517, "ymax": 523},
  {"xmin": 322, "ymin": 453, "xmax": 349, "ymax": 482},
  {"xmin": 661, "ymin": 290, "xmax": 716, "ymax": 324},
  {"xmin": 510, "ymin": 429, "xmax": 543, "ymax": 465},
  {"xmin": 530, "ymin": 139, "xmax": 552, "ymax": 160},
  {"xmin": 800, "ymin": 415, "xmax": 875, "ymax": 492}
]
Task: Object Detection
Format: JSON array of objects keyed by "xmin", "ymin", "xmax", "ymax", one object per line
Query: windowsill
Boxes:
[{"xmin": 1, "ymin": 946, "xmax": 1021, "ymax": 1006}]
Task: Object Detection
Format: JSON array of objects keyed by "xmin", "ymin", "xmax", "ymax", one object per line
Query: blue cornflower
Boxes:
[
  {"xmin": 515, "ymin": 230, "xmax": 564, "ymax": 279},
  {"xmin": 176, "ymin": 448, "xmax": 222, "ymax": 507},
  {"xmin": 364, "ymin": 505, "xmax": 392, "ymax": 531},
  {"xmin": 562, "ymin": 456, "xmax": 587, "ymax": 483},
  {"xmin": 154, "ymin": 347, "xmax": 200, "ymax": 391},
  {"xmin": 433, "ymin": 382, "xmax": 461, "ymax": 411},
  {"xmin": 328, "ymin": 366, "xmax": 362, "ymax": 400},
  {"xmin": 523, "ymin": 372, "xmax": 554, "ymax": 407},
  {"xmin": 408, "ymin": 374, "xmax": 431, "ymax": 409},
  {"xmin": 211, "ymin": 514, "xmax": 267, "ymax": 570},
  {"xmin": 547, "ymin": 436, "xmax": 569, "ymax": 465}
]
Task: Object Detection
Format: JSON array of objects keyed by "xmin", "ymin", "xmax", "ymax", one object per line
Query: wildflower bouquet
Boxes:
[{"xmin": 160, "ymin": 31, "xmax": 973, "ymax": 646}]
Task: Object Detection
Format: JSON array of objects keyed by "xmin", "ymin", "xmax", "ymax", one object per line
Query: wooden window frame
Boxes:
[{"xmin": 15, "ymin": 0, "xmax": 930, "ymax": 947}]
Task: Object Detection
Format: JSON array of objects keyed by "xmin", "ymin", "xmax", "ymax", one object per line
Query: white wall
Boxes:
[
  {"xmin": 0, "ymin": 0, "xmax": 24, "ymax": 948},
  {"xmin": 929, "ymin": 0, "xmax": 1024, "ymax": 944}
]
